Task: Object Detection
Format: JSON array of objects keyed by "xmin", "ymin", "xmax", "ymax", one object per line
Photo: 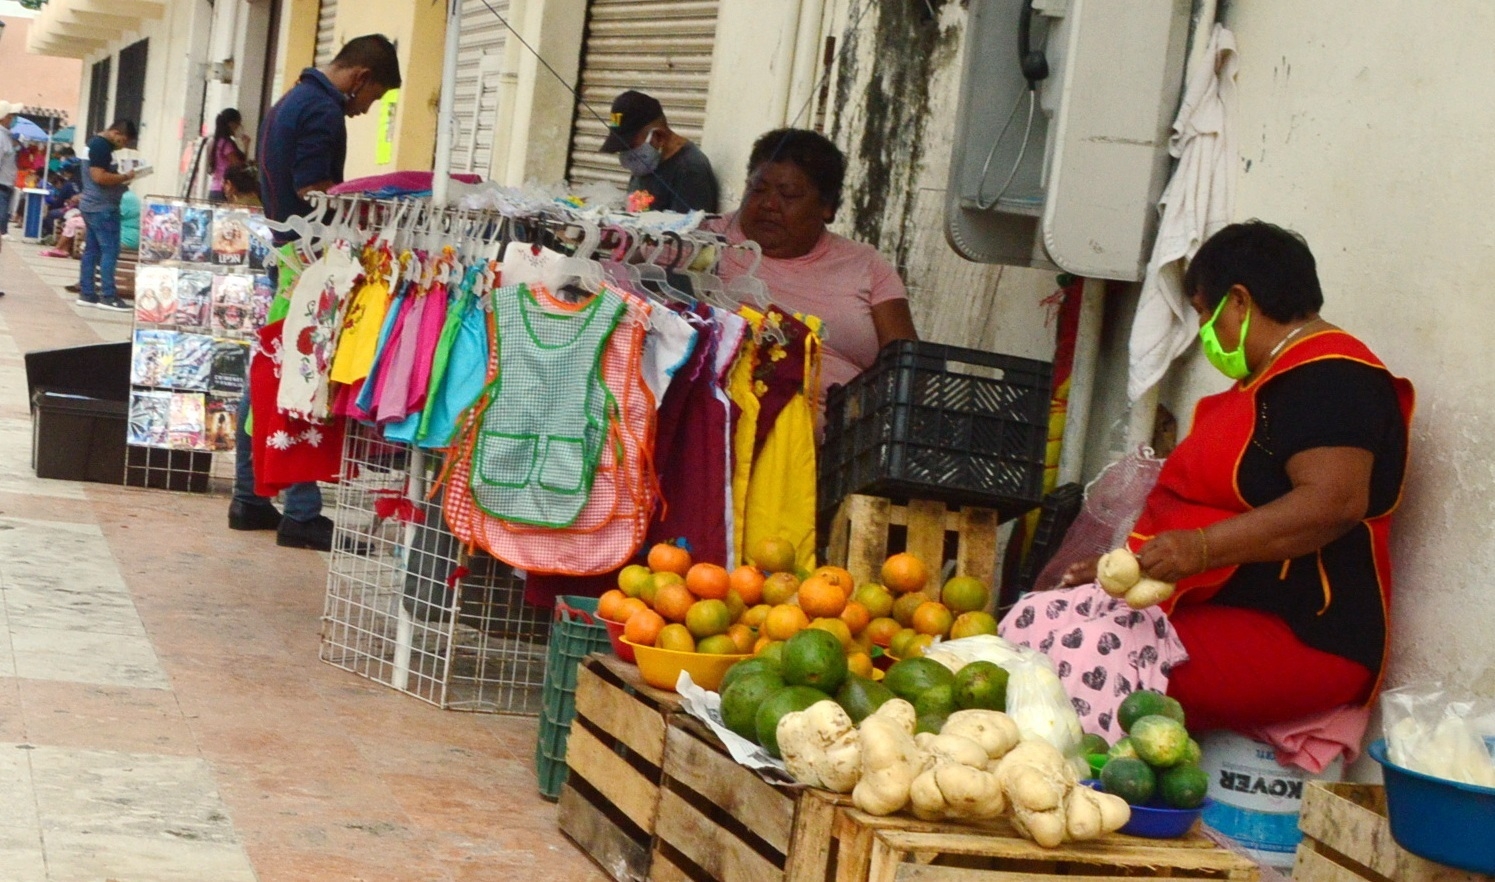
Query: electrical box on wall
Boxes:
[{"xmin": 945, "ymin": 0, "xmax": 1192, "ymax": 281}]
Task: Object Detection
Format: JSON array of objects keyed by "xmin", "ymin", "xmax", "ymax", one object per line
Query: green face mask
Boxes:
[{"xmin": 1199, "ymin": 295, "xmax": 1251, "ymax": 380}]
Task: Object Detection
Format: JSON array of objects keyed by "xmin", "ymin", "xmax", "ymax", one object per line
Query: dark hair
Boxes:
[
  {"xmin": 224, "ymin": 164, "xmax": 259, "ymax": 198},
  {"xmin": 108, "ymin": 119, "xmax": 139, "ymax": 141},
  {"xmin": 332, "ymin": 34, "xmax": 403, "ymax": 89},
  {"xmin": 213, "ymin": 108, "xmax": 242, "ymax": 141},
  {"xmin": 747, "ymin": 128, "xmax": 847, "ymax": 218},
  {"xmin": 1184, "ymin": 220, "xmax": 1324, "ymax": 323}
]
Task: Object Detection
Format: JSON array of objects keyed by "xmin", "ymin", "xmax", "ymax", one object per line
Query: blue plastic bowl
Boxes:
[
  {"xmin": 1083, "ymin": 780, "xmax": 1210, "ymax": 838},
  {"xmin": 1368, "ymin": 739, "xmax": 1495, "ymax": 874}
]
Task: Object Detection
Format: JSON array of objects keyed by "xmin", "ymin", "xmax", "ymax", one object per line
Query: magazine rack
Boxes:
[{"xmin": 318, "ymin": 421, "xmax": 551, "ymax": 713}]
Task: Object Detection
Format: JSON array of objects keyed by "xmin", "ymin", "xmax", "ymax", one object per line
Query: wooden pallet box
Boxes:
[
  {"xmin": 1294, "ymin": 782, "xmax": 1493, "ymax": 882},
  {"xmin": 559, "ymin": 654, "xmax": 682, "ymax": 882},
  {"xmin": 825, "ymin": 494, "xmax": 1000, "ymax": 588}
]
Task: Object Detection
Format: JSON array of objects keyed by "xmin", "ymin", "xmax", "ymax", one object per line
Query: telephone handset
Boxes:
[{"xmin": 1017, "ymin": 1, "xmax": 1049, "ymax": 88}]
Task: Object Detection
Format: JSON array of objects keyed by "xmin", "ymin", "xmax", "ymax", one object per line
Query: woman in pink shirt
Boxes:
[{"xmin": 716, "ymin": 128, "xmax": 917, "ymax": 391}]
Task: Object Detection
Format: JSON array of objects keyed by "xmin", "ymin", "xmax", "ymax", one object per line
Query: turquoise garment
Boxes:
[
  {"xmin": 119, "ymin": 191, "xmax": 141, "ymax": 250},
  {"xmin": 470, "ymin": 284, "xmax": 625, "ymax": 527},
  {"xmin": 417, "ymin": 266, "xmax": 487, "ymax": 448}
]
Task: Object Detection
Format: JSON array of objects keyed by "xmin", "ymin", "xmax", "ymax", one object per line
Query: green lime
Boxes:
[
  {"xmin": 1099, "ymin": 756, "xmax": 1157, "ymax": 806},
  {"xmin": 754, "ymin": 686, "xmax": 829, "ymax": 758},
  {"xmin": 1159, "ymin": 763, "xmax": 1210, "ymax": 809},
  {"xmin": 834, "ymin": 675, "xmax": 896, "ymax": 724},
  {"xmin": 720, "ymin": 671, "xmax": 786, "ymax": 743},
  {"xmin": 952, "ymin": 661, "xmax": 1009, "ymax": 711},
  {"xmin": 780, "ymin": 629, "xmax": 849, "ymax": 694}
]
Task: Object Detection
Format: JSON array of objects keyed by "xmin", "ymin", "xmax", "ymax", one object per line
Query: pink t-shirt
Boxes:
[{"xmin": 713, "ymin": 214, "xmax": 908, "ymax": 391}]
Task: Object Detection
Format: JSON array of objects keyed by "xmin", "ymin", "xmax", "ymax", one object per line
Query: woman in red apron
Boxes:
[{"xmin": 1004, "ymin": 221, "xmax": 1412, "ymax": 735}]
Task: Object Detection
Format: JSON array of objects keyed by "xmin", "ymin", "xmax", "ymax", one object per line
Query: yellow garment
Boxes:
[
  {"xmin": 727, "ymin": 331, "xmax": 760, "ymax": 565},
  {"xmin": 329, "ymin": 249, "xmax": 393, "ymax": 385}
]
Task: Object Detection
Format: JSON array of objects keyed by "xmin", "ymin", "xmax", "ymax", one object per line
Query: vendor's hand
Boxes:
[
  {"xmin": 1058, "ymin": 556, "xmax": 1100, "ymax": 588},
  {"xmin": 1137, "ymin": 529, "xmax": 1207, "ymax": 583}
]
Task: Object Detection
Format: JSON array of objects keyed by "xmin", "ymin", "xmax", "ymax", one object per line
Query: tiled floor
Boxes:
[{"xmin": 0, "ymin": 239, "xmax": 608, "ymax": 881}]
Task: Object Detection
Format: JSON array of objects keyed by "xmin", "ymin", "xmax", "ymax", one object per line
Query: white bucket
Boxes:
[{"xmin": 1199, "ymin": 731, "xmax": 1344, "ymax": 870}]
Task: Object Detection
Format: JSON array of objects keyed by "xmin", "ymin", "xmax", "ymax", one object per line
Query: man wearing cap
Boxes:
[
  {"xmin": 602, "ymin": 90, "xmax": 719, "ymax": 213},
  {"xmin": 0, "ymin": 101, "xmax": 18, "ymax": 296}
]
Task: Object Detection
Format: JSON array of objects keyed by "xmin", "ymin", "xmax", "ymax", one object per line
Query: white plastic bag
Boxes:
[{"xmin": 1382, "ymin": 683, "xmax": 1495, "ymax": 787}]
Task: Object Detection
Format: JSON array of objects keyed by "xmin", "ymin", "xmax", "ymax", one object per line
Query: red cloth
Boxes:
[
  {"xmin": 250, "ymin": 320, "xmax": 346, "ymax": 495},
  {"xmin": 1167, "ymin": 604, "xmax": 1374, "ymax": 733}
]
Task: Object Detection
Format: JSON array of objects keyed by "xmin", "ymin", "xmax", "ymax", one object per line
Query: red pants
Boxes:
[{"xmin": 1167, "ymin": 604, "xmax": 1374, "ymax": 732}]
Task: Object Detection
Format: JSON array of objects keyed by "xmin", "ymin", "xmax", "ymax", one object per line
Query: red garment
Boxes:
[
  {"xmin": 1167, "ymin": 604, "xmax": 1373, "ymax": 732},
  {"xmin": 250, "ymin": 320, "xmax": 346, "ymax": 495},
  {"xmin": 1132, "ymin": 328, "xmax": 1413, "ymax": 704}
]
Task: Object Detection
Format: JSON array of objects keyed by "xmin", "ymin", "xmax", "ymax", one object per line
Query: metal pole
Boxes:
[
  {"xmin": 1057, "ymin": 277, "xmax": 1105, "ymax": 485},
  {"xmin": 430, "ymin": 0, "xmax": 464, "ymax": 208}
]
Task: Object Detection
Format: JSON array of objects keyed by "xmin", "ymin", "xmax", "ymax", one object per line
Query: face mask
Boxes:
[
  {"xmin": 619, "ymin": 130, "xmax": 661, "ymax": 176},
  {"xmin": 1199, "ymin": 295, "xmax": 1251, "ymax": 380}
]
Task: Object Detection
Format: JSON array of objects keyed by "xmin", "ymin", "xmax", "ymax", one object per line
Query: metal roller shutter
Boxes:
[
  {"xmin": 450, "ymin": 0, "xmax": 511, "ymax": 175},
  {"xmin": 315, "ymin": 0, "xmax": 338, "ymax": 67},
  {"xmin": 565, "ymin": 0, "xmax": 720, "ymax": 188}
]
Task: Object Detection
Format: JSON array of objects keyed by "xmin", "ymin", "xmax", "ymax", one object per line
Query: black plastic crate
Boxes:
[
  {"xmin": 820, "ymin": 340, "xmax": 1052, "ymax": 521},
  {"xmin": 1006, "ymin": 482, "xmax": 1085, "ymax": 605}
]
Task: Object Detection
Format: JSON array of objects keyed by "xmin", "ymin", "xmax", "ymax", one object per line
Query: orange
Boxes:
[
  {"xmin": 881, "ymin": 553, "xmax": 930, "ymax": 594},
  {"xmin": 911, "ymin": 601, "xmax": 955, "ymax": 637},
  {"xmin": 654, "ymin": 582, "xmax": 697, "ymax": 623},
  {"xmin": 892, "ymin": 592, "xmax": 927, "ymax": 627},
  {"xmin": 615, "ymin": 597, "xmax": 648, "ymax": 623},
  {"xmin": 723, "ymin": 589, "xmax": 747, "ymax": 624},
  {"xmin": 697, "ymin": 634, "xmax": 741, "ymax": 655},
  {"xmin": 617, "ymin": 564, "xmax": 652, "ymax": 598},
  {"xmin": 647, "ymin": 542, "xmax": 693, "ymax": 577},
  {"xmin": 847, "ymin": 652, "xmax": 875, "ymax": 679},
  {"xmin": 642, "ymin": 570, "xmax": 682, "ymax": 606},
  {"xmin": 940, "ymin": 575, "xmax": 991, "ymax": 613},
  {"xmin": 685, "ymin": 599, "xmax": 732, "ymax": 638},
  {"xmin": 728, "ymin": 566, "xmax": 765, "ymax": 606},
  {"xmin": 852, "ymin": 583, "xmax": 895, "ymax": 619},
  {"xmin": 808, "ymin": 616, "xmax": 854, "ymax": 650},
  {"xmin": 839, "ymin": 600, "xmax": 872, "ymax": 636},
  {"xmin": 864, "ymin": 616, "xmax": 902, "ymax": 648},
  {"xmin": 812, "ymin": 566, "xmax": 856, "ymax": 597},
  {"xmin": 726, "ymin": 623, "xmax": 756, "ymax": 654},
  {"xmin": 742, "ymin": 603, "xmax": 772, "ymax": 629},
  {"xmin": 762, "ymin": 604, "xmax": 810, "ymax": 641},
  {"xmin": 904, "ymin": 633, "xmax": 934, "ymax": 658},
  {"xmin": 753, "ymin": 635, "xmax": 773, "ymax": 654},
  {"xmin": 597, "ymin": 590, "xmax": 627, "ymax": 622},
  {"xmin": 656, "ymin": 623, "xmax": 695, "ymax": 652},
  {"xmin": 889, "ymin": 627, "xmax": 919, "ymax": 659},
  {"xmin": 950, "ymin": 611, "xmax": 1000, "ymax": 639},
  {"xmin": 749, "ymin": 535, "xmax": 797, "ymax": 574},
  {"xmin": 624, "ymin": 609, "xmax": 665, "ymax": 646},
  {"xmin": 798, "ymin": 574, "xmax": 848, "ymax": 618},
  {"xmin": 761, "ymin": 571, "xmax": 801, "ymax": 606},
  {"xmin": 686, "ymin": 563, "xmax": 732, "ymax": 600}
]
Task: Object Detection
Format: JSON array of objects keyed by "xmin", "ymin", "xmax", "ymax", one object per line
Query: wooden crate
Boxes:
[
  {"xmin": 1294, "ymin": 782, "xmax": 1493, "ymax": 882},
  {"xmin": 649, "ymin": 714, "xmax": 852, "ymax": 882},
  {"xmin": 825, "ymin": 494, "xmax": 1000, "ymax": 588},
  {"xmin": 559, "ymin": 654, "xmax": 683, "ymax": 882},
  {"xmin": 794, "ymin": 789, "xmax": 1258, "ymax": 882}
]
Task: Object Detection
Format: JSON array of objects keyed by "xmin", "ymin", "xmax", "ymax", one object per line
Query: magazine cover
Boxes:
[
  {"xmin": 246, "ymin": 212, "xmax": 272, "ymax": 270},
  {"xmin": 168, "ymin": 392, "xmax": 207, "ymax": 450},
  {"xmin": 130, "ymin": 329, "xmax": 175, "ymax": 387},
  {"xmin": 205, "ymin": 393, "xmax": 239, "ymax": 452},
  {"xmin": 250, "ymin": 275, "xmax": 275, "ymax": 329},
  {"xmin": 168, "ymin": 333, "xmax": 215, "ymax": 392},
  {"xmin": 180, "ymin": 206, "xmax": 214, "ymax": 263},
  {"xmin": 210, "ymin": 338, "xmax": 250, "ymax": 397},
  {"xmin": 127, "ymin": 390, "xmax": 171, "ymax": 447},
  {"xmin": 212, "ymin": 274, "xmax": 254, "ymax": 334},
  {"xmin": 140, "ymin": 200, "xmax": 184, "ymax": 262},
  {"xmin": 174, "ymin": 270, "xmax": 215, "ymax": 328},
  {"xmin": 213, "ymin": 209, "xmax": 251, "ymax": 266},
  {"xmin": 134, "ymin": 266, "xmax": 179, "ymax": 325}
]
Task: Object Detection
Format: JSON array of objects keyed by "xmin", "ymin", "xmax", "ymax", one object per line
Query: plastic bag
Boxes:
[
  {"xmin": 1033, "ymin": 446, "xmax": 1164, "ymax": 591},
  {"xmin": 1381, "ymin": 683, "xmax": 1495, "ymax": 787}
]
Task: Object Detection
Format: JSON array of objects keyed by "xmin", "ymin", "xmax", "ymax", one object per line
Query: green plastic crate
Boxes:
[{"xmin": 536, "ymin": 595, "xmax": 612, "ymax": 800}]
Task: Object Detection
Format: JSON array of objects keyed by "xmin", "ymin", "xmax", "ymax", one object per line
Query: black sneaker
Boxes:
[
  {"xmin": 228, "ymin": 500, "xmax": 282, "ymax": 531},
  {"xmin": 65, "ymin": 284, "xmax": 81, "ymax": 293},
  {"xmin": 98, "ymin": 299, "xmax": 132, "ymax": 311},
  {"xmin": 74, "ymin": 297, "xmax": 99, "ymax": 307},
  {"xmin": 277, "ymin": 515, "xmax": 370, "ymax": 554}
]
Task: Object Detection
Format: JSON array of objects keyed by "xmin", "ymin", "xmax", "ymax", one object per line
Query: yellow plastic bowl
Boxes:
[{"xmin": 621, "ymin": 637, "xmax": 751, "ymax": 692}]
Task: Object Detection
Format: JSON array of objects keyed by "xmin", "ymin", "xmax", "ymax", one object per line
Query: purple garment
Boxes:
[{"xmin": 373, "ymin": 287, "xmax": 431, "ymax": 422}]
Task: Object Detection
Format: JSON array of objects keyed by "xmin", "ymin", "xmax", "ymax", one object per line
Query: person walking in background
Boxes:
[
  {"xmin": 0, "ymin": 101, "xmax": 19, "ymax": 299},
  {"xmin": 208, "ymin": 109, "xmax": 249, "ymax": 203},
  {"xmin": 229, "ymin": 34, "xmax": 401, "ymax": 552},
  {"xmin": 600, "ymin": 90, "xmax": 719, "ymax": 213},
  {"xmin": 75, "ymin": 119, "xmax": 138, "ymax": 311}
]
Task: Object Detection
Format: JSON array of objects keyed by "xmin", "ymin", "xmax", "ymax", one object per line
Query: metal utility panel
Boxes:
[{"xmin": 946, "ymin": 0, "xmax": 1191, "ymax": 281}]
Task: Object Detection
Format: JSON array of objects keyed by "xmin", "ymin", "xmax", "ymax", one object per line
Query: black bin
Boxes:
[{"xmin": 25, "ymin": 342, "xmax": 131, "ymax": 485}]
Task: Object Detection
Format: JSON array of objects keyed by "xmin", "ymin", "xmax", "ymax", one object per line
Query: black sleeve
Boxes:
[
  {"xmin": 1258, "ymin": 359, "xmax": 1402, "ymax": 458},
  {"xmin": 663, "ymin": 147, "xmax": 719, "ymax": 213}
]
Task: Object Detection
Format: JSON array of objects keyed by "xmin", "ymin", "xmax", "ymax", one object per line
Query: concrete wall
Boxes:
[{"xmin": 0, "ymin": 16, "xmax": 83, "ymax": 119}]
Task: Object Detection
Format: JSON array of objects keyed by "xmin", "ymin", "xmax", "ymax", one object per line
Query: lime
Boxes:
[
  {"xmin": 720, "ymin": 671, "xmax": 786, "ymax": 742},
  {"xmin": 779, "ymin": 628, "xmax": 849, "ymax": 694},
  {"xmin": 1107, "ymin": 736, "xmax": 1140, "ymax": 761},
  {"xmin": 1159, "ymin": 763, "xmax": 1209, "ymax": 809},
  {"xmin": 882, "ymin": 657, "xmax": 956, "ymax": 704},
  {"xmin": 1079, "ymin": 732, "xmax": 1110, "ymax": 756},
  {"xmin": 952, "ymin": 661, "xmax": 1009, "ymax": 711},
  {"xmin": 1099, "ymin": 756, "xmax": 1157, "ymax": 806},
  {"xmin": 1117, "ymin": 690, "xmax": 1169, "ymax": 734},
  {"xmin": 755, "ymin": 686, "xmax": 828, "ymax": 758}
]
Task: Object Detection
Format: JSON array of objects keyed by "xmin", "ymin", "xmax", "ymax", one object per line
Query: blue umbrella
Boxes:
[
  {"xmin": 51, "ymin": 126, "xmax": 74, "ymax": 143},
  {"xmin": 10, "ymin": 117, "xmax": 49, "ymax": 142}
]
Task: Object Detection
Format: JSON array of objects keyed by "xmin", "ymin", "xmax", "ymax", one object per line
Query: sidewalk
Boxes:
[{"xmin": 0, "ymin": 239, "xmax": 606, "ymax": 882}]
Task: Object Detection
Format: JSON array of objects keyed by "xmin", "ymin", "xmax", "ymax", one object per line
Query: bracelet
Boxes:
[{"xmin": 1196, "ymin": 527, "xmax": 1209, "ymax": 573}]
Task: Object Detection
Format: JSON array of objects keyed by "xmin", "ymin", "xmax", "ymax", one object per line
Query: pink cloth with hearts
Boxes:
[{"xmin": 999, "ymin": 582, "xmax": 1190, "ymax": 741}]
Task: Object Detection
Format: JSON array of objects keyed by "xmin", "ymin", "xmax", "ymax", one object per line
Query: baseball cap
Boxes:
[
  {"xmin": 600, "ymin": 90, "xmax": 664, "ymax": 153},
  {"xmin": 0, "ymin": 101, "xmax": 18, "ymax": 119}
]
